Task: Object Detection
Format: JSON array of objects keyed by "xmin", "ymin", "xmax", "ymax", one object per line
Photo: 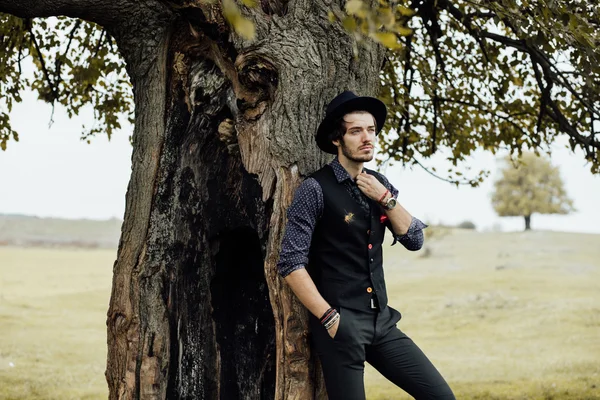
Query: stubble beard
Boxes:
[{"xmin": 340, "ymin": 138, "xmax": 374, "ymax": 163}]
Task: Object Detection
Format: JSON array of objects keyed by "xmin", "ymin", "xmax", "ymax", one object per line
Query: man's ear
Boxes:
[{"xmin": 332, "ymin": 139, "xmax": 340, "ymax": 148}]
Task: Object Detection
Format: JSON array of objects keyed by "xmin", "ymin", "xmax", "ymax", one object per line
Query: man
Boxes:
[{"xmin": 277, "ymin": 91, "xmax": 455, "ymax": 399}]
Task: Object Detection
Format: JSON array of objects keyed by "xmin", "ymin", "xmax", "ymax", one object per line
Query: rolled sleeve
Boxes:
[
  {"xmin": 277, "ymin": 178, "xmax": 323, "ymax": 277},
  {"xmin": 378, "ymin": 173, "xmax": 399, "ymax": 199},
  {"xmin": 391, "ymin": 217, "xmax": 428, "ymax": 250},
  {"xmin": 378, "ymin": 176, "xmax": 428, "ymax": 250}
]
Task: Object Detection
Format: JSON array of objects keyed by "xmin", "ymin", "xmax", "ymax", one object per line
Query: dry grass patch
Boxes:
[
  {"xmin": 366, "ymin": 230, "xmax": 600, "ymax": 399},
  {"xmin": 0, "ymin": 230, "xmax": 599, "ymax": 399},
  {"xmin": 0, "ymin": 246, "xmax": 114, "ymax": 400}
]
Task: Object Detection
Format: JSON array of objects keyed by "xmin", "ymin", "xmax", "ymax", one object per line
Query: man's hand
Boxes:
[
  {"xmin": 327, "ymin": 316, "xmax": 340, "ymax": 338},
  {"xmin": 356, "ymin": 171, "xmax": 388, "ymax": 203},
  {"xmin": 284, "ymin": 269, "xmax": 334, "ymax": 323}
]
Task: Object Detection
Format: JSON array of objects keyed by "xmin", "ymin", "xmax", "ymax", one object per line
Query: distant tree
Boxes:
[{"xmin": 491, "ymin": 152, "xmax": 575, "ymax": 230}]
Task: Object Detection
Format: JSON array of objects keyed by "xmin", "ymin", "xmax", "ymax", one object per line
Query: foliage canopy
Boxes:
[
  {"xmin": 377, "ymin": 0, "xmax": 599, "ymax": 184},
  {"xmin": 0, "ymin": 14, "xmax": 130, "ymax": 149},
  {"xmin": 1, "ymin": 0, "xmax": 599, "ymax": 183}
]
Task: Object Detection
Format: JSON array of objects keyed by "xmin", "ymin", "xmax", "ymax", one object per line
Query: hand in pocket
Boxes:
[{"xmin": 328, "ymin": 315, "xmax": 341, "ymax": 339}]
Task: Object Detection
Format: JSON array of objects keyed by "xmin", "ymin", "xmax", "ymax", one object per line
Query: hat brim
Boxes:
[{"xmin": 316, "ymin": 96, "xmax": 387, "ymax": 155}]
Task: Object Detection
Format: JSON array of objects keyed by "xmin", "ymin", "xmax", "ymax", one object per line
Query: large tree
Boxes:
[
  {"xmin": 0, "ymin": 1, "xmax": 598, "ymax": 399},
  {"xmin": 491, "ymin": 152, "xmax": 575, "ymax": 230}
]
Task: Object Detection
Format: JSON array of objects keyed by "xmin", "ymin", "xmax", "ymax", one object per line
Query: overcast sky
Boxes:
[{"xmin": 1, "ymin": 90, "xmax": 599, "ymax": 234}]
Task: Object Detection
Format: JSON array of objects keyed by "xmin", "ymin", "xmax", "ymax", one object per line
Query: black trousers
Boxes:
[{"xmin": 310, "ymin": 305, "xmax": 455, "ymax": 400}]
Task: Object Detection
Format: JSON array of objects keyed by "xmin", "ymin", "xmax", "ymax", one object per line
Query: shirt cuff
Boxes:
[
  {"xmin": 391, "ymin": 217, "xmax": 428, "ymax": 247},
  {"xmin": 278, "ymin": 263, "xmax": 306, "ymax": 278}
]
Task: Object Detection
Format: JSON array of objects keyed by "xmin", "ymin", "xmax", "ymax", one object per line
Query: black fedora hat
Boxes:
[{"xmin": 316, "ymin": 90, "xmax": 387, "ymax": 154}]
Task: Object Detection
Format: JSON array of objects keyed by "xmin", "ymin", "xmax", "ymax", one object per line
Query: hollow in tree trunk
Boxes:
[{"xmin": 105, "ymin": 2, "xmax": 386, "ymax": 399}]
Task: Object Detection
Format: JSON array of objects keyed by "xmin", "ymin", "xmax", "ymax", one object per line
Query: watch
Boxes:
[{"xmin": 383, "ymin": 196, "xmax": 397, "ymax": 210}]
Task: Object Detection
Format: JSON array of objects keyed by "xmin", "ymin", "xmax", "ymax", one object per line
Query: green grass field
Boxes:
[{"xmin": 1, "ymin": 230, "xmax": 599, "ymax": 399}]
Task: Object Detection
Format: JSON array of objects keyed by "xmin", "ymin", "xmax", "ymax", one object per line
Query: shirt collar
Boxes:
[{"xmin": 329, "ymin": 156, "xmax": 364, "ymax": 183}]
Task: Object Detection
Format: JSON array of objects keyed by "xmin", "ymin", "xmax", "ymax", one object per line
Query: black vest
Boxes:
[{"xmin": 307, "ymin": 164, "xmax": 389, "ymax": 311}]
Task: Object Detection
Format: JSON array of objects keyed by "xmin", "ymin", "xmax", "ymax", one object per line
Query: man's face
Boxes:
[{"xmin": 333, "ymin": 111, "xmax": 376, "ymax": 162}]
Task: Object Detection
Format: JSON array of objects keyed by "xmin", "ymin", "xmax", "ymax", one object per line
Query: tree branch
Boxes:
[
  {"xmin": 16, "ymin": 37, "xmax": 23, "ymax": 75},
  {"xmin": 417, "ymin": 96, "xmax": 538, "ymax": 145},
  {"xmin": 399, "ymin": 34, "xmax": 414, "ymax": 157},
  {"xmin": 466, "ymin": 11, "xmax": 496, "ymax": 19},
  {"xmin": 432, "ymin": 72, "xmax": 439, "ymax": 154},
  {"xmin": 27, "ymin": 20, "xmax": 56, "ymax": 100},
  {"xmin": 0, "ymin": 0, "xmax": 155, "ymax": 28},
  {"xmin": 411, "ymin": 155, "xmax": 483, "ymax": 186},
  {"xmin": 439, "ymin": 0, "xmax": 492, "ymax": 63},
  {"xmin": 438, "ymin": 0, "xmax": 600, "ymax": 164},
  {"xmin": 53, "ymin": 19, "xmax": 82, "ymax": 92},
  {"xmin": 498, "ymin": 19, "xmax": 600, "ymax": 118}
]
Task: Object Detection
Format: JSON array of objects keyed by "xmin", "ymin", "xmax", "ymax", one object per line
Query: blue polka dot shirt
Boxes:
[{"xmin": 277, "ymin": 157, "xmax": 428, "ymax": 278}]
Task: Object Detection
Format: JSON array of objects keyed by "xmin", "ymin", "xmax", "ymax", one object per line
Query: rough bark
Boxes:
[
  {"xmin": 194, "ymin": 1, "xmax": 385, "ymax": 397},
  {"xmin": 1, "ymin": 0, "xmax": 385, "ymax": 398},
  {"xmin": 104, "ymin": 3, "xmax": 176, "ymax": 399}
]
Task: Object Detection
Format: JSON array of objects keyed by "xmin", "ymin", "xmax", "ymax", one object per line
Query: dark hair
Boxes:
[
  {"xmin": 329, "ymin": 115, "xmax": 347, "ymax": 144},
  {"xmin": 328, "ymin": 111, "xmax": 377, "ymax": 145}
]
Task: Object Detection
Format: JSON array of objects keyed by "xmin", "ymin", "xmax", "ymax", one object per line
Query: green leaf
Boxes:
[
  {"xmin": 232, "ymin": 15, "xmax": 256, "ymax": 39},
  {"xmin": 345, "ymin": 0, "xmax": 364, "ymax": 15},
  {"xmin": 391, "ymin": 25, "xmax": 412, "ymax": 36},
  {"xmin": 396, "ymin": 5, "xmax": 415, "ymax": 17},
  {"xmin": 222, "ymin": 0, "xmax": 256, "ymax": 40},
  {"xmin": 378, "ymin": 7, "xmax": 395, "ymax": 28},
  {"xmin": 342, "ymin": 16, "xmax": 357, "ymax": 32},
  {"xmin": 371, "ymin": 32, "xmax": 401, "ymax": 49}
]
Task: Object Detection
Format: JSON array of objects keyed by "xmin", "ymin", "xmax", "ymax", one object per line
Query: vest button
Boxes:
[
  {"xmin": 366, "ymin": 287, "xmax": 373, "ymax": 293},
  {"xmin": 368, "ymin": 244, "xmax": 373, "ymax": 250}
]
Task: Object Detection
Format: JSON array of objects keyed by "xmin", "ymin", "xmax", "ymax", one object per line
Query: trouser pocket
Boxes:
[{"xmin": 332, "ymin": 306, "xmax": 347, "ymax": 342}]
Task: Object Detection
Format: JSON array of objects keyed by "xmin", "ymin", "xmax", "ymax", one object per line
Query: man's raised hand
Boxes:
[{"xmin": 356, "ymin": 172, "xmax": 387, "ymax": 203}]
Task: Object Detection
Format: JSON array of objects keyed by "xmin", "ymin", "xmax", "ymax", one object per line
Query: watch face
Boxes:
[{"xmin": 387, "ymin": 198, "xmax": 397, "ymax": 209}]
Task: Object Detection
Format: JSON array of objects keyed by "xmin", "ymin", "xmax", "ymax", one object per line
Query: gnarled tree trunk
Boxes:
[{"xmin": 93, "ymin": 1, "xmax": 384, "ymax": 399}]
